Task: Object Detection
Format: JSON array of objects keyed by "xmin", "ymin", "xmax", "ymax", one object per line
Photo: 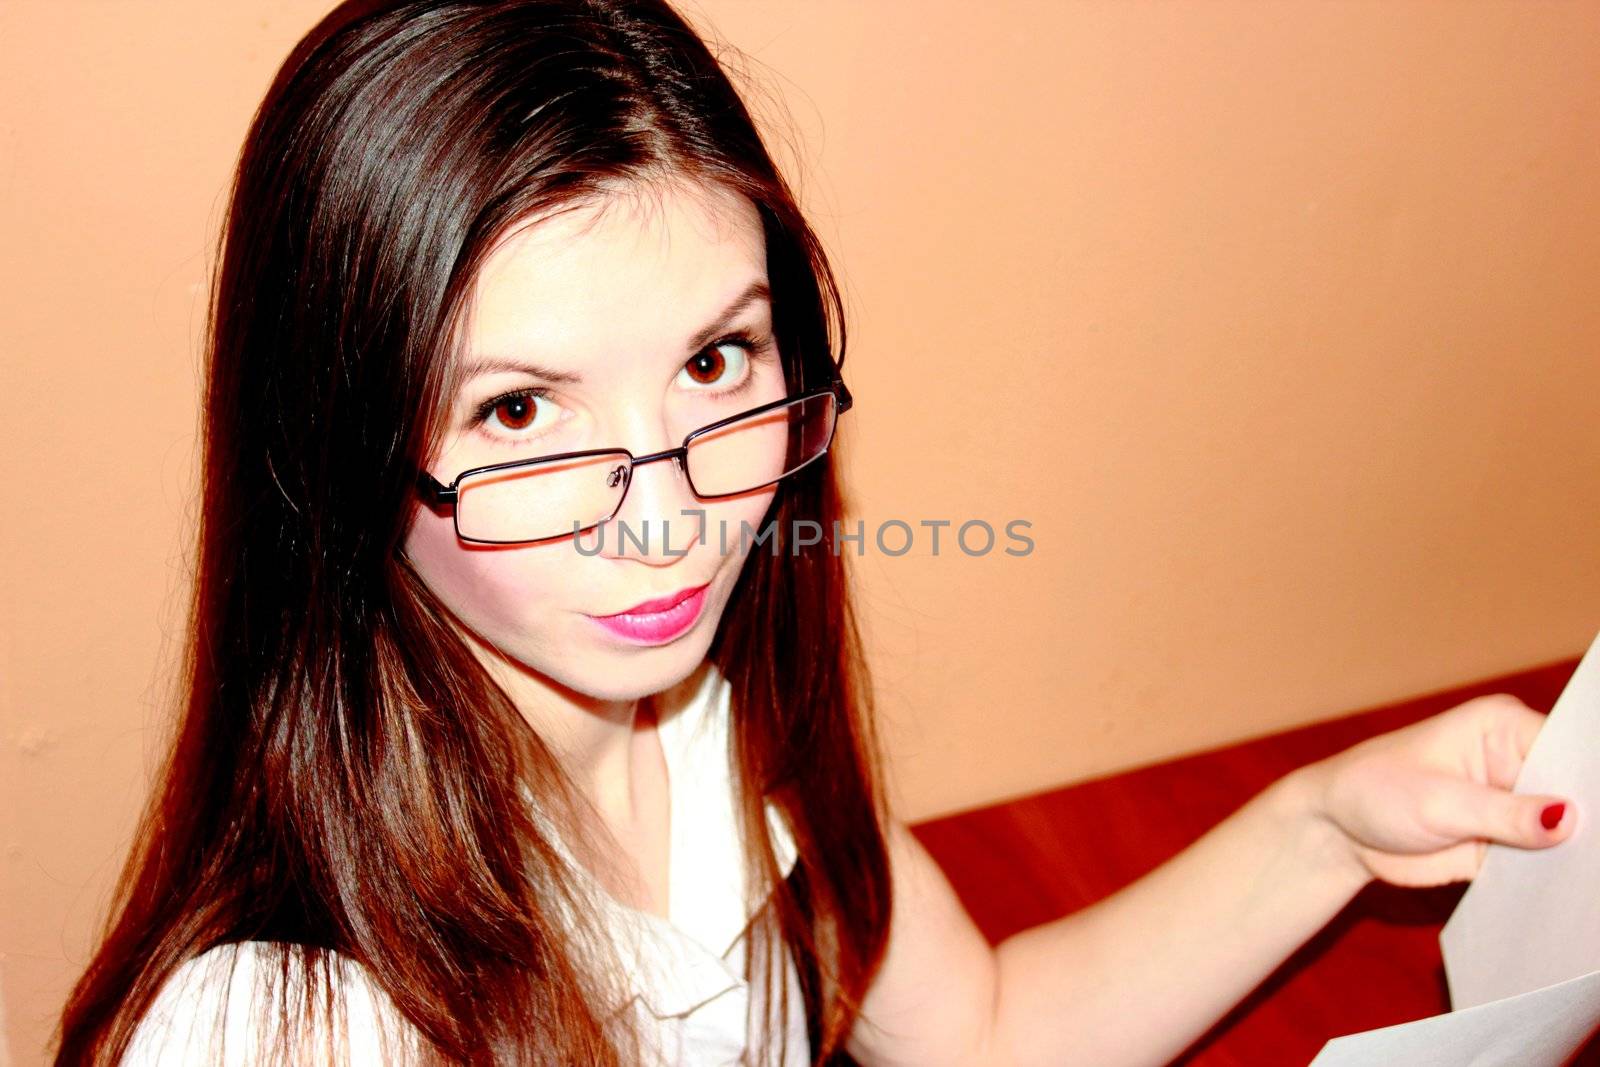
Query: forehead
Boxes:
[{"xmin": 460, "ymin": 181, "xmax": 768, "ymax": 369}]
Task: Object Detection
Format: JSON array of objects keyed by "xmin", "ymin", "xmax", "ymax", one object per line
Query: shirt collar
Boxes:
[{"xmin": 534, "ymin": 659, "xmax": 799, "ymax": 1019}]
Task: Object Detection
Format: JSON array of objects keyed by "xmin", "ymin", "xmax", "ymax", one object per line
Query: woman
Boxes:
[{"xmin": 54, "ymin": 1, "xmax": 1577, "ymax": 1064}]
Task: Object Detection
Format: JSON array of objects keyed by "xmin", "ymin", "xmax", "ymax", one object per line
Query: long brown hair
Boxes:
[{"xmin": 54, "ymin": 1, "xmax": 892, "ymax": 1063}]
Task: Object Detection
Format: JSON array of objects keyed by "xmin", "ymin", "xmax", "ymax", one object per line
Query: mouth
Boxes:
[
  {"xmin": 597, "ymin": 582, "xmax": 710, "ymax": 619},
  {"xmin": 584, "ymin": 582, "xmax": 712, "ymax": 646}
]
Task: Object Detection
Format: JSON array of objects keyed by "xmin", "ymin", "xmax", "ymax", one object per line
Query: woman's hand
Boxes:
[{"xmin": 1297, "ymin": 692, "xmax": 1579, "ymax": 888}]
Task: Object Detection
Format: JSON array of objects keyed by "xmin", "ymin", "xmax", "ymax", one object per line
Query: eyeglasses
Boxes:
[{"xmin": 416, "ymin": 372, "xmax": 853, "ymax": 545}]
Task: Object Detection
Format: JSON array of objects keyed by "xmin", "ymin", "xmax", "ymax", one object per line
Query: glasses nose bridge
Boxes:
[
  {"xmin": 627, "ymin": 443, "xmax": 689, "ymax": 474},
  {"xmin": 611, "ymin": 443, "xmax": 688, "ymax": 502}
]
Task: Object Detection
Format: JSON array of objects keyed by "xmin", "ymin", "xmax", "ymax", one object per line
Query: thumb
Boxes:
[{"xmin": 1426, "ymin": 775, "xmax": 1576, "ymax": 849}]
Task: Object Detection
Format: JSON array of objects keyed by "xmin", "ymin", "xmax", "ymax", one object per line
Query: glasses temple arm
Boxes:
[
  {"xmin": 834, "ymin": 376, "xmax": 853, "ymax": 412},
  {"xmin": 416, "ymin": 469, "xmax": 456, "ymax": 506}
]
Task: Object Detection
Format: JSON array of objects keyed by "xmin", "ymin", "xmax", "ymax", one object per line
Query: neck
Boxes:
[{"xmin": 467, "ymin": 637, "xmax": 654, "ymax": 830}]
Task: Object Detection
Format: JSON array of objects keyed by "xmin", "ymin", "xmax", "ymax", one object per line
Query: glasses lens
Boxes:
[
  {"xmin": 455, "ymin": 452, "xmax": 630, "ymax": 543},
  {"xmin": 686, "ymin": 392, "xmax": 837, "ymax": 497}
]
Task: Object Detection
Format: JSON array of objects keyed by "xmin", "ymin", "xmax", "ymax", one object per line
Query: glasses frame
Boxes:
[{"xmin": 415, "ymin": 371, "xmax": 853, "ymax": 545}]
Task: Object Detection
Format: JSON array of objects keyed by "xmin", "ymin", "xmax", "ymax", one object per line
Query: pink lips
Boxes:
[{"xmin": 586, "ymin": 583, "xmax": 710, "ymax": 645}]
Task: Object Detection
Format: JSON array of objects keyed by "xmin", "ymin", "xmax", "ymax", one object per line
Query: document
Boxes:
[{"xmin": 1308, "ymin": 628, "xmax": 1600, "ymax": 1067}]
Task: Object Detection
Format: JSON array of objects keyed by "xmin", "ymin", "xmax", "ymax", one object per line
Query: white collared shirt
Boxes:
[
  {"xmin": 122, "ymin": 660, "xmax": 810, "ymax": 1066},
  {"xmin": 575, "ymin": 658, "xmax": 810, "ymax": 1065}
]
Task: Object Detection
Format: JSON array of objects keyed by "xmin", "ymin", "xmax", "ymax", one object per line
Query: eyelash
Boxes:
[{"xmin": 467, "ymin": 330, "xmax": 775, "ymax": 431}]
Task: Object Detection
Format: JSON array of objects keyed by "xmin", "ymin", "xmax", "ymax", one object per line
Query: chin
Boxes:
[
  {"xmin": 561, "ymin": 652, "xmax": 709, "ymax": 703},
  {"xmin": 553, "ymin": 621, "xmax": 719, "ymax": 702}
]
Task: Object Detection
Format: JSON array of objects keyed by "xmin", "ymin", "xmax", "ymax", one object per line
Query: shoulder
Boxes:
[{"xmin": 121, "ymin": 941, "xmax": 416, "ymax": 1066}]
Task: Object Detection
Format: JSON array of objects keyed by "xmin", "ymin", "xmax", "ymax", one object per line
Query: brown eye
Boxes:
[
  {"xmin": 678, "ymin": 340, "xmax": 756, "ymax": 393},
  {"xmin": 685, "ymin": 348, "xmax": 726, "ymax": 385},
  {"xmin": 491, "ymin": 393, "xmax": 540, "ymax": 431}
]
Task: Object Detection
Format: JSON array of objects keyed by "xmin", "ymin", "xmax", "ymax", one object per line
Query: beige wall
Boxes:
[{"xmin": 4, "ymin": 1, "xmax": 1598, "ymax": 1062}]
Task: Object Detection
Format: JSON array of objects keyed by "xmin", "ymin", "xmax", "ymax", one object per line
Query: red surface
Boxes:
[{"xmin": 909, "ymin": 656, "xmax": 1600, "ymax": 1066}]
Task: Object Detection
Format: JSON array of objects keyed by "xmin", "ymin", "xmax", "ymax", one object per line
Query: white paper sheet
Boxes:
[
  {"xmin": 1441, "ymin": 630, "xmax": 1600, "ymax": 1009},
  {"xmin": 1307, "ymin": 968, "xmax": 1600, "ymax": 1067},
  {"xmin": 1306, "ymin": 627, "xmax": 1600, "ymax": 1067}
]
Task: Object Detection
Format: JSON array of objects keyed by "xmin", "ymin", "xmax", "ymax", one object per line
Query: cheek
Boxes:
[
  {"xmin": 698, "ymin": 486, "xmax": 780, "ymax": 556},
  {"xmin": 401, "ymin": 502, "xmax": 575, "ymax": 638}
]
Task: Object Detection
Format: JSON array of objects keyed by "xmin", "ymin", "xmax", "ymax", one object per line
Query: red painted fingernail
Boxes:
[{"xmin": 1541, "ymin": 803, "xmax": 1567, "ymax": 830}]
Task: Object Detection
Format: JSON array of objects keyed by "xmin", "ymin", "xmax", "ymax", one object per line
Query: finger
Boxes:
[
  {"xmin": 1490, "ymin": 707, "xmax": 1551, "ymax": 791},
  {"xmin": 1471, "ymin": 696, "xmax": 1550, "ymax": 791},
  {"xmin": 1502, "ymin": 698, "xmax": 1549, "ymax": 763},
  {"xmin": 1420, "ymin": 774, "xmax": 1576, "ymax": 849}
]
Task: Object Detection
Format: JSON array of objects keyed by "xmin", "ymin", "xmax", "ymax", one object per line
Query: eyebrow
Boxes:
[
  {"xmin": 459, "ymin": 279, "xmax": 772, "ymax": 384},
  {"xmin": 685, "ymin": 279, "xmax": 771, "ymax": 353}
]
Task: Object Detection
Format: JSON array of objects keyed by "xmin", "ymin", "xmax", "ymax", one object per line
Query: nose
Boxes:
[{"xmin": 602, "ymin": 446, "xmax": 706, "ymax": 564}]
